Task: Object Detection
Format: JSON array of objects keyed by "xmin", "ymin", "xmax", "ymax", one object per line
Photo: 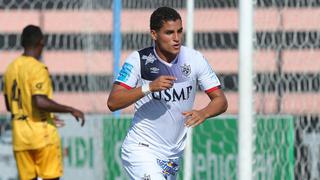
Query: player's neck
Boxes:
[
  {"xmin": 23, "ymin": 50, "xmax": 39, "ymax": 60},
  {"xmin": 154, "ymin": 47, "xmax": 177, "ymax": 63}
]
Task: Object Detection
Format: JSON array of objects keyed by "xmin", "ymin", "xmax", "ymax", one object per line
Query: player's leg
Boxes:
[
  {"xmin": 14, "ymin": 150, "xmax": 38, "ymax": 180},
  {"xmin": 121, "ymin": 144, "xmax": 166, "ymax": 180},
  {"xmin": 35, "ymin": 138, "xmax": 63, "ymax": 180}
]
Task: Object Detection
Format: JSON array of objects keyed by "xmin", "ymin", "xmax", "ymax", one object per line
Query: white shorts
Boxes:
[{"xmin": 121, "ymin": 143, "xmax": 180, "ymax": 180}]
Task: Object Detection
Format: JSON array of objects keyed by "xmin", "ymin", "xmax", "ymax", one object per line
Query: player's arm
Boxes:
[
  {"xmin": 183, "ymin": 88, "xmax": 228, "ymax": 127},
  {"xmin": 32, "ymin": 95, "xmax": 85, "ymax": 126},
  {"xmin": 107, "ymin": 75, "xmax": 176, "ymax": 111},
  {"xmin": 107, "ymin": 84, "xmax": 145, "ymax": 111},
  {"xmin": 4, "ymin": 94, "xmax": 10, "ymax": 112},
  {"xmin": 2, "ymin": 79, "xmax": 10, "ymax": 112}
]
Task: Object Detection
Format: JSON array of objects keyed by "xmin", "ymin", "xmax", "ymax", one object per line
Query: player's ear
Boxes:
[{"xmin": 150, "ymin": 30, "xmax": 157, "ymax": 41}]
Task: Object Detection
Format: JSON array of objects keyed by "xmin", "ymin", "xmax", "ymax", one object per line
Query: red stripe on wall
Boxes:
[
  {"xmin": 2, "ymin": 50, "xmax": 319, "ymax": 74},
  {"xmin": 1, "ymin": 8, "xmax": 320, "ymax": 33}
]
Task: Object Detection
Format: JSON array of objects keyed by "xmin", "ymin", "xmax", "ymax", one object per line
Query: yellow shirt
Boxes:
[{"xmin": 3, "ymin": 56, "xmax": 59, "ymax": 151}]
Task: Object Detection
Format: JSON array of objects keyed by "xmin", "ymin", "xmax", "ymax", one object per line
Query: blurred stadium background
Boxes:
[{"xmin": 0, "ymin": 0, "xmax": 320, "ymax": 179}]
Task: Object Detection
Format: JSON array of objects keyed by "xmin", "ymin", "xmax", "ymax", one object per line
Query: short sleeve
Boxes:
[
  {"xmin": 196, "ymin": 52, "xmax": 221, "ymax": 93},
  {"xmin": 30, "ymin": 65, "xmax": 51, "ymax": 95},
  {"xmin": 114, "ymin": 51, "xmax": 140, "ymax": 89}
]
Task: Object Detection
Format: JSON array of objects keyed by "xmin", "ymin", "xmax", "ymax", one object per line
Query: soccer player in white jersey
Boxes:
[{"xmin": 107, "ymin": 6, "xmax": 228, "ymax": 180}]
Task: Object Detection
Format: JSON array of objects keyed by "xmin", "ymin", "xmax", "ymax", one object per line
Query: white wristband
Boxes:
[{"xmin": 141, "ymin": 84, "xmax": 151, "ymax": 96}]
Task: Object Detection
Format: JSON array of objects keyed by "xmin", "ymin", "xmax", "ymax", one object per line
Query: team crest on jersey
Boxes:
[
  {"xmin": 181, "ymin": 63, "xmax": 191, "ymax": 77},
  {"xmin": 142, "ymin": 53, "xmax": 156, "ymax": 65}
]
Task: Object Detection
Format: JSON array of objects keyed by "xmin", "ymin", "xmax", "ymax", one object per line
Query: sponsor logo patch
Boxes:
[
  {"xmin": 117, "ymin": 62, "xmax": 134, "ymax": 82},
  {"xmin": 157, "ymin": 159, "xmax": 179, "ymax": 177},
  {"xmin": 142, "ymin": 174, "xmax": 151, "ymax": 180},
  {"xmin": 36, "ymin": 83, "xmax": 43, "ymax": 89},
  {"xmin": 150, "ymin": 67, "xmax": 159, "ymax": 74}
]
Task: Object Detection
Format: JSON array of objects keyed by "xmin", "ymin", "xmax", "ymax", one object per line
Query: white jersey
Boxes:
[{"xmin": 115, "ymin": 46, "xmax": 221, "ymax": 159}]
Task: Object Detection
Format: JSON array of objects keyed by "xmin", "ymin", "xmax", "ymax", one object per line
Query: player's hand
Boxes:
[
  {"xmin": 70, "ymin": 108, "xmax": 85, "ymax": 127},
  {"xmin": 182, "ymin": 110, "xmax": 207, "ymax": 128},
  {"xmin": 53, "ymin": 115, "xmax": 65, "ymax": 128},
  {"xmin": 149, "ymin": 75, "xmax": 176, "ymax": 92}
]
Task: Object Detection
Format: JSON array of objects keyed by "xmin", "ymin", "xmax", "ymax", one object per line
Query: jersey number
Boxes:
[{"xmin": 11, "ymin": 79, "xmax": 22, "ymax": 109}]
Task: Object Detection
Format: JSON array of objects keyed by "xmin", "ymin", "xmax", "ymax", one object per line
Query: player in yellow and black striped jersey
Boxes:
[{"xmin": 3, "ymin": 25, "xmax": 85, "ymax": 180}]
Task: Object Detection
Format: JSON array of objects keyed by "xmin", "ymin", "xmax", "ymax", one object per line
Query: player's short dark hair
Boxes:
[
  {"xmin": 21, "ymin": 25, "xmax": 43, "ymax": 48},
  {"xmin": 150, "ymin": 7, "xmax": 182, "ymax": 31}
]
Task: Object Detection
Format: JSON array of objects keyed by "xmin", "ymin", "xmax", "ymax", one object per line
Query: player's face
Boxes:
[{"xmin": 151, "ymin": 19, "xmax": 183, "ymax": 62}]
